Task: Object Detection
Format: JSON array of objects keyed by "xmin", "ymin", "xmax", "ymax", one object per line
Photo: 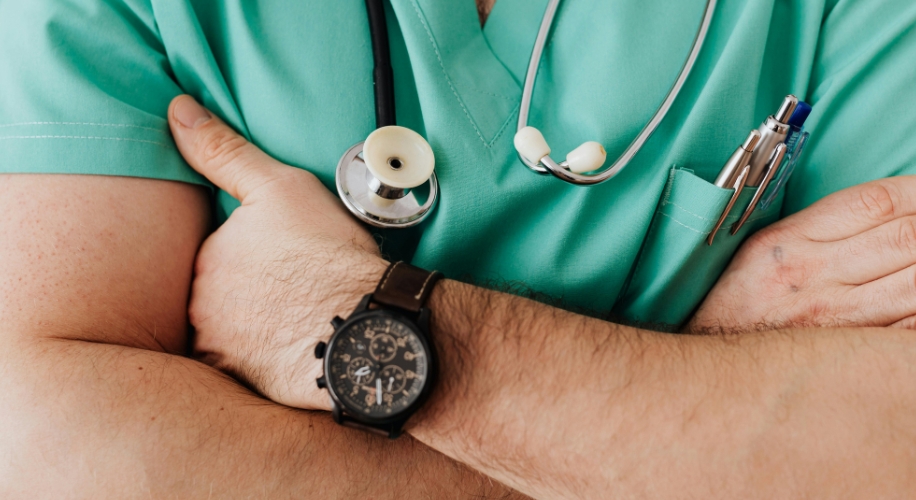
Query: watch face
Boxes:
[{"xmin": 327, "ymin": 312, "xmax": 430, "ymax": 420}]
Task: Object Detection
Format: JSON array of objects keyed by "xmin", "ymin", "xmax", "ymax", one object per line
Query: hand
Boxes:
[
  {"xmin": 689, "ymin": 176, "xmax": 916, "ymax": 333},
  {"xmin": 168, "ymin": 95, "xmax": 388, "ymax": 410}
]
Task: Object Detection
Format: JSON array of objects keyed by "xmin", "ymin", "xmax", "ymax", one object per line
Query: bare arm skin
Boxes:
[
  {"xmin": 408, "ymin": 282, "xmax": 916, "ymax": 499},
  {"xmin": 165, "ymin": 97, "xmax": 916, "ymax": 500},
  {"xmin": 0, "ymin": 175, "xmax": 525, "ymax": 498}
]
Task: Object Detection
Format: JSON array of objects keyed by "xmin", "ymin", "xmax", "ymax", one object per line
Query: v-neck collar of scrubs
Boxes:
[
  {"xmin": 388, "ymin": 0, "xmax": 527, "ymax": 149},
  {"xmin": 482, "ymin": 0, "xmax": 551, "ymax": 83}
]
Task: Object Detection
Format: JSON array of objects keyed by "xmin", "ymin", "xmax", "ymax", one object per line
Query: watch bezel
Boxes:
[{"xmin": 323, "ymin": 307, "xmax": 437, "ymax": 427}]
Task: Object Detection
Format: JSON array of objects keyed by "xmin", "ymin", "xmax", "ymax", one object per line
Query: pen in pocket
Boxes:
[
  {"xmin": 744, "ymin": 95, "xmax": 798, "ymax": 188},
  {"xmin": 756, "ymin": 102, "xmax": 813, "ymax": 211},
  {"xmin": 731, "ymin": 143, "xmax": 788, "ymax": 234},
  {"xmin": 784, "ymin": 101, "xmax": 812, "ymax": 152},
  {"xmin": 708, "ymin": 95, "xmax": 813, "ymax": 245},
  {"xmin": 714, "ymin": 130, "xmax": 761, "ymax": 189},
  {"xmin": 707, "ymin": 130, "xmax": 761, "ymax": 245}
]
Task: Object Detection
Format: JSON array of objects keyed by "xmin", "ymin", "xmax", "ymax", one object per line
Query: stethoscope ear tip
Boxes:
[
  {"xmin": 566, "ymin": 141, "xmax": 607, "ymax": 174},
  {"xmin": 514, "ymin": 126, "xmax": 551, "ymax": 164},
  {"xmin": 514, "ymin": 126, "xmax": 607, "ymax": 175}
]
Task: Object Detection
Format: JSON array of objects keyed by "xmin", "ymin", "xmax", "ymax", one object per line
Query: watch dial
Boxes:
[{"xmin": 327, "ymin": 315, "xmax": 429, "ymax": 419}]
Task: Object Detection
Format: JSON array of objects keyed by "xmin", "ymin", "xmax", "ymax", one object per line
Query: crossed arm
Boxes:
[
  {"xmin": 0, "ymin": 175, "xmax": 523, "ymax": 499},
  {"xmin": 3, "ymin": 95, "xmax": 916, "ymax": 499},
  {"xmin": 412, "ymin": 280, "xmax": 916, "ymax": 498}
]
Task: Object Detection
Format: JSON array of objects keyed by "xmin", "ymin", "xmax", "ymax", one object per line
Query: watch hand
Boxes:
[
  {"xmin": 376, "ymin": 378, "xmax": 382, "ymax": 405},
  {"xmin": 388, "ymin": 377, "xmax": 394, "ymax": 392},
  {"xmin": 354, "ymin": 365, "xmax": 372, "ymax": 385}
]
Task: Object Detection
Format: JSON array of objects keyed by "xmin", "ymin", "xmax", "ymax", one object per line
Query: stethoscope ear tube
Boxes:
[
  {"xmin": 516, "ymin": 0, "xmax": 718, "ymax": 186},
  {"xmin": 516, "ymin": 0, "xmax": 562, "ymax": 177}
]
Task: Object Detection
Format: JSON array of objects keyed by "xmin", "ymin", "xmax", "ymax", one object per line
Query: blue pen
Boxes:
[
  {"xmin": 785, "ymin": 102, "xmax": 812, "ymax": 153},
  {"xmin": 757, "ymin": 102, "xmax": 812, "ymax": 211}
]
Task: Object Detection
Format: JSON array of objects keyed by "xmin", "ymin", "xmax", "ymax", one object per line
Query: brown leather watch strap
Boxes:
[
  {"xmin": 372, "ymin": 261, "xmax": 442, "ymax": 313},
  {"xmin": 341, "ymin": 418, "xmax": 401, "ymax": 439}
]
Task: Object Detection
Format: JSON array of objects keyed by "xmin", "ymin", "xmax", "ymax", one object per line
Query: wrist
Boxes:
[
  {"xmin": 405, "ymin": 279, "xmax": 488, "ymax": 438},
  {"xmin": 299, "ymin": 253, "xmax": 389, "ymax": 411}
]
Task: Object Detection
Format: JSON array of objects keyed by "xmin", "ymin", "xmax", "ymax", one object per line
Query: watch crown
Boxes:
[
  {"xmin": 314, "ymin": 341, "xmax": 327, "ymax": 359},
  {"xmin": 316, "ymin": 376, "xmax": 327, "ymax": 389},
  {"xmin": 331, "ymin": 316, "xmax": 345, "ymax": 329}
]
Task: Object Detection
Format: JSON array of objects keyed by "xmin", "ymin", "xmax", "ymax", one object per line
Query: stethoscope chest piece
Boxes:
[{"xmin": 336, "ymin": 126, "xmax": 439, "ymax": 229}]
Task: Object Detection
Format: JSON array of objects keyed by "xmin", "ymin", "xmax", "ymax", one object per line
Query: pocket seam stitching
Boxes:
[
  {"xmin": 663, "ymin": 201, "xmax": 719, "ymax": 223},
  {"xmin": 656, "ymin": 210, "xmax": 777, "ymax": 234},
  {"xmin": 655, "ymin": 212, "xmax": 707, "ymax": 235}
]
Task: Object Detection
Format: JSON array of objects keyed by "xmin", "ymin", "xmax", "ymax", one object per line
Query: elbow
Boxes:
[
  {"xmin": 0, "ymin": 342, "xmax": 76, "ymax": 495},
  {"xmin": 0, "ymin": 339, "xmax": 147, "ymax": 497}
]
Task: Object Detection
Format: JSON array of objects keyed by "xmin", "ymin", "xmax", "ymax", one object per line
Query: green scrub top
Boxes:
[{"xmin": 2, "ymin": 0, "xmax": 916, "ymax": 330}]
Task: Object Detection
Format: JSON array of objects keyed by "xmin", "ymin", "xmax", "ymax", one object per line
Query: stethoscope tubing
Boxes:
[
  {"xmin": 335, "ymin": 0, "xmax": 438, "ymax": 230},
  {"xmin": 517, "ymin": 0, "xmax": 719, "ymax": 185},
  {"xmin": 365, "ymin": 0, "xmax": 397, "ymax": 128}
]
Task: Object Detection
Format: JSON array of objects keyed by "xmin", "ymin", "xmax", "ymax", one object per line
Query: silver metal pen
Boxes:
[
  {"xmin": 745, "ymin": 95, "xmax": 797, "ymax": 187},
  {"xmin": 707, "ymin": 130, "xmax": 761, "ymax": 245},
  {"xmin": 714, "ymin": 130, "xmax": 761, "ymax": 188},
  {"xmin": 731, "ymin": 142, "xmax": 788, "ymax": 234}
]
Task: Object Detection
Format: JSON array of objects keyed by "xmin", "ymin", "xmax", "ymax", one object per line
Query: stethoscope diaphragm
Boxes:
[{"xmin": 336, "ymin": 126, "xmax": 439, "ymax": 229}]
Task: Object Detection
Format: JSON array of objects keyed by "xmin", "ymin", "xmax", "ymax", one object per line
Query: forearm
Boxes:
[
  {"xmin": 0, "ymin": 336, "xmax": 524, "ymax": 499},
  {"xmin": 407, "ymin": 280, "xmax": 916, "ymax": 499}
]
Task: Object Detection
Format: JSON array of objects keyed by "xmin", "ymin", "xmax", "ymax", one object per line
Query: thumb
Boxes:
[{"xmin": 168, "ymin": 95, "xmax": 285, "ymax": 202}]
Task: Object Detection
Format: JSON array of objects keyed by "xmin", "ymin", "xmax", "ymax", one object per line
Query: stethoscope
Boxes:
[{"xmin": 337, "ymin": 0, "xmax": 718, "ymax": 228}]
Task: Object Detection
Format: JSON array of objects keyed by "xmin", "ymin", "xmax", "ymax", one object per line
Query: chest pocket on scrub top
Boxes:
[{"xmin": 611, "ymin": 166, "xmax": 784, "ymax": 331}]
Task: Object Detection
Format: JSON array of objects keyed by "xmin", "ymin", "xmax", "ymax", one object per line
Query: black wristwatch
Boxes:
[{"xmin": 314, "ymin": 261, "xmax": 442, "ymax": 439}]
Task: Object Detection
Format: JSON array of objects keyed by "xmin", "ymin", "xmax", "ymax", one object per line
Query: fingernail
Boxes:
[{"xmin": 174, "ymin": 97, "xmax": 211, "ymax": 129}]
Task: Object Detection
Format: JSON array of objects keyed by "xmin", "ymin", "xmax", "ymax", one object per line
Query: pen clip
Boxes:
[
  {"xmin": 707, "ymin": 165, "xmax": 751, "ymax": 246},
  {"xmin": 758, "ymin": 131, "xmax": 809, "ymax": 211},
  {"xmin": 731, "ymin": 143, "xmax": 788, "ymax": 235}
]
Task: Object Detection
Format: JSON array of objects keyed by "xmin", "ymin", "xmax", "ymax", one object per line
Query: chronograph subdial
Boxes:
[
  {"xmin": 346, "ymin": 357, "xmax": 376, "ymax": 385},
  {"xmin": 379, "ymin": 365, "xmax": 406, "ymax": 394},
  {"xmin": 369, "ymin": 333, "xmax": 398, "ymax": 362}
]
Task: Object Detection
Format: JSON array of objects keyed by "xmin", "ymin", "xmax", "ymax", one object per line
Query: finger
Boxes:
[
  {"xmin": 849, "ymin": 263, "xmax": 916, "ymax": 326},
  {"xmin": 168, "ymin": 95, "xmax": 287, "ymax": 202},
  {"xmin": 825, "ymin": 214, "xmax": 916, "ymax": 285},
  {"xmin": 777, "ymin": 176, "xmax": 916, "ymax": 242}
]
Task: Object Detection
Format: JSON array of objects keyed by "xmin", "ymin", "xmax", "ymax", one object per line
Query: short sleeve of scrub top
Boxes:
[
  {"xmin": 1, "ymin": 0, "xmax": 915, "ymax": 330},
  {"xmin": 0, "ymin": 0, "xmax": 206, "ymax": 187}
]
